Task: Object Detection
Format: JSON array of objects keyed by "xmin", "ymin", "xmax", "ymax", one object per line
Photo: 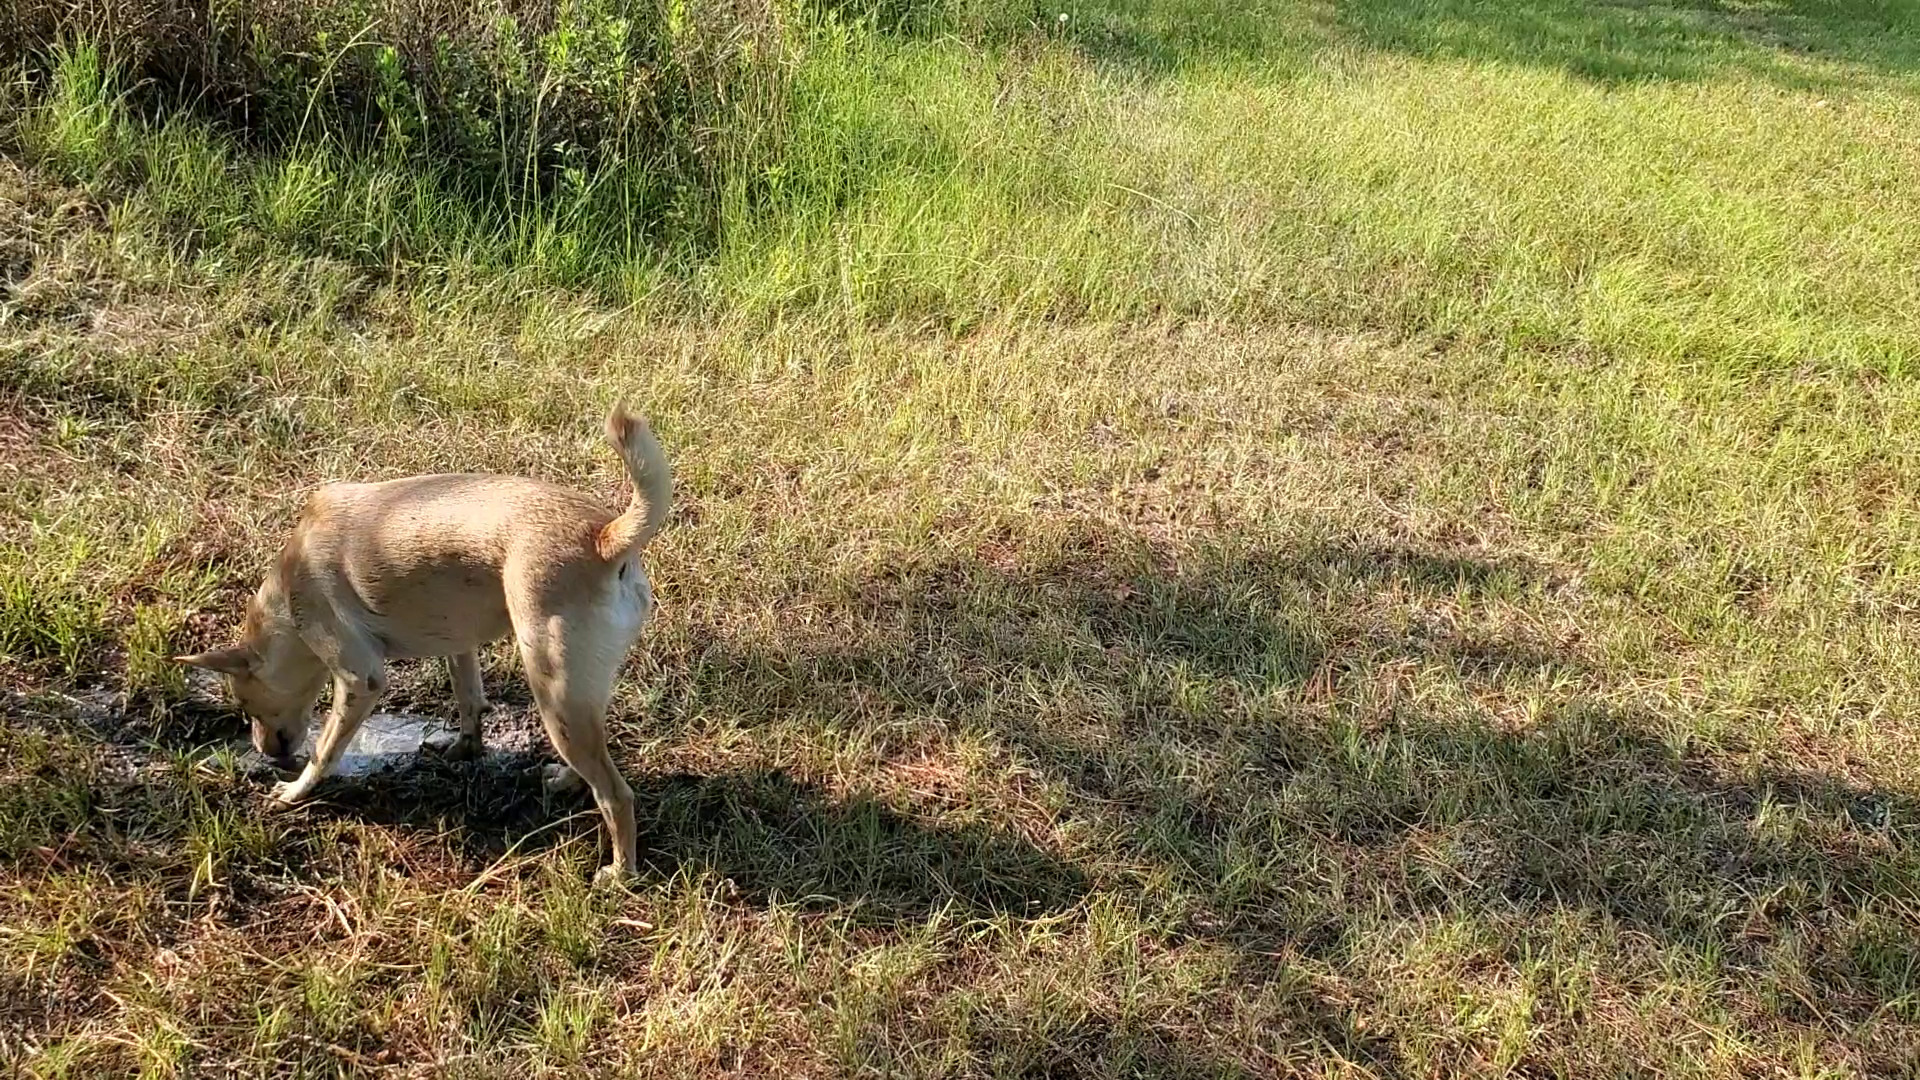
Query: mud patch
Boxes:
[
  {"xmin": 322, "ymin": 710, "xmax": 449, "ymax": 778},
  {"xmin": 218, "ymin": 706, "xmax": 553, "ymax": 782}
]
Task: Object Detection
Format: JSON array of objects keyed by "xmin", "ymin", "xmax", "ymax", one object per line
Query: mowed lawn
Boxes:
[{"xmin": 5, "ymin": 0, "xmax": 1920, "ymax": 1076}]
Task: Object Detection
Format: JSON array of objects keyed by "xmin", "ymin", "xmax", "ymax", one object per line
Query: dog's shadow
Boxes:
[
  {"xmin": 148, "ymin": 671, "xmax": 1085, "ymax": 921},
  {"xmin": 293, "ymin": 746, "xmax": 1089, "ymax": 922}
]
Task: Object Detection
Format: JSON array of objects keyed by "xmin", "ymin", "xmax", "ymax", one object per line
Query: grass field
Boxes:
[{"xmin": 5, "ymin": 0, "xmax": 1920, "ymax": 1075}]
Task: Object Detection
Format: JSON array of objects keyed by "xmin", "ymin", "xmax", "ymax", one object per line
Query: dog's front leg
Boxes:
[
  {"xmin": 273, "ymin": 664, "xmax": 386, "ymax": 803},
  {"xmin": 423, "ymin": 651, "xmax": 488, "ymax": 761}
]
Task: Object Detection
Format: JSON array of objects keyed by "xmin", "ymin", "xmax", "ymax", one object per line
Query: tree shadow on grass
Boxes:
[
  {"xmin": 1331, "ymin": 0, "xmax": 1920, "ymax": 84},
  {"xmin": 1058, "ymin": 0, "xmax": 1920, "ymax": 89},
  {"xmin": 674, "ymin": 527, "xmax": 1920, "ymax": 1068}
]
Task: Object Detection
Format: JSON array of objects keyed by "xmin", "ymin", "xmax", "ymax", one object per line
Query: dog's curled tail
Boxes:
[{"xmin": 595, "ymin": 403, "xmax": 672, "ymax": 562}]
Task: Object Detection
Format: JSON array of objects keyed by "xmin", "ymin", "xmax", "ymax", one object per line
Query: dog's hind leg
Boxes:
[
  {"xmin": 519, "ymin": 636, "xmax": 637, "ymax": 883},
  {"xmin": 273, "ymin": 642, "xmax": 386, "ymax": 804}
]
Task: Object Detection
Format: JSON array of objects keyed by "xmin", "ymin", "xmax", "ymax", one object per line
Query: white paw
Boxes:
[
  {"xmin": 593, "ymin": 863, "xmax": 632, "ymax": 888},
  {"xmin": 270, "ymin": 779, "xmax": 309, "ymax": 804}
]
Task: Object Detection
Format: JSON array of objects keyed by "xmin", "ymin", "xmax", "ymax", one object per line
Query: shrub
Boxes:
[{"xmin": 5, "ymin": 0, "xmax": 794, "ymax": 219}]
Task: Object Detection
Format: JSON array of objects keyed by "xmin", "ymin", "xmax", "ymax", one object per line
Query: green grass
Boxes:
[{"xmin": 5, "ymin": 0, "xmax": 1920, "ymax": 1075}]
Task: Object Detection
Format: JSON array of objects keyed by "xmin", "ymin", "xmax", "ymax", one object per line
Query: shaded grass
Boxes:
[{"xmin": 1072, "ymin": 0, "xmax": 1920, "ymax": 86}]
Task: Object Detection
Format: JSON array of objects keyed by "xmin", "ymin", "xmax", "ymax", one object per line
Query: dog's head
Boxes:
[{"xmin": 175, "ymin": 640, "xmax": 322, "ymax": 761}]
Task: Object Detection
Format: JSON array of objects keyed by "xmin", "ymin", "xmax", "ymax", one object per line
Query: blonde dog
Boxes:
[{"xmin": 177, "ymin": 406, "xmax": 670, "ymax": 881}]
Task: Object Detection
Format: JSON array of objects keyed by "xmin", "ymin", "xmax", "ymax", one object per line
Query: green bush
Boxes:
[{"xmin": 6, "ymin": 0, "xmax": 794, "ymax": 219}]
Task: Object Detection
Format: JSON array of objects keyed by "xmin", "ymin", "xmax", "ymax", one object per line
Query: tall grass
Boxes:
[
  {"xmin": 6, "ymin": 0, "xmax": 797, "ymax": 182},
  {"xmin": 7, "ymin": 0, "xmax": 797, "ymax": 278}
]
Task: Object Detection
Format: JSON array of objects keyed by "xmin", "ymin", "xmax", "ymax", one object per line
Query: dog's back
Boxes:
[{"xmin": 287, "ymin": 474, "xmax": 621, "ymax": 659}]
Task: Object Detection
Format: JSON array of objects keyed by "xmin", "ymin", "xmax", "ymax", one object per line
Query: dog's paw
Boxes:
[
  {"xmin": 422, "ymin": 731, "xmax": 484, "ymax": 762},
  {"xmin": 592, "ymin": 863, "xmax": 633, "ymax": 888},
  {"xmin": 269, "ymin": 778, "xmax": 311, "ymax": 805},
  {"xmin": 541, "ymin": 763, "xmax": 586, "ymax": 797}
]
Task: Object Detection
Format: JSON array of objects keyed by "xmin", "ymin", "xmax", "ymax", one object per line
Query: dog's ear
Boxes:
[{"xmin": 173, "ymin": 646, "xmax": 255, "ymax": 676}]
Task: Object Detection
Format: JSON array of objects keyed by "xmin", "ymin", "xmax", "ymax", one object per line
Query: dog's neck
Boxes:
[{"xmin": 246, "ymin": 568, "xmax": 327, "ymax": 689}]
